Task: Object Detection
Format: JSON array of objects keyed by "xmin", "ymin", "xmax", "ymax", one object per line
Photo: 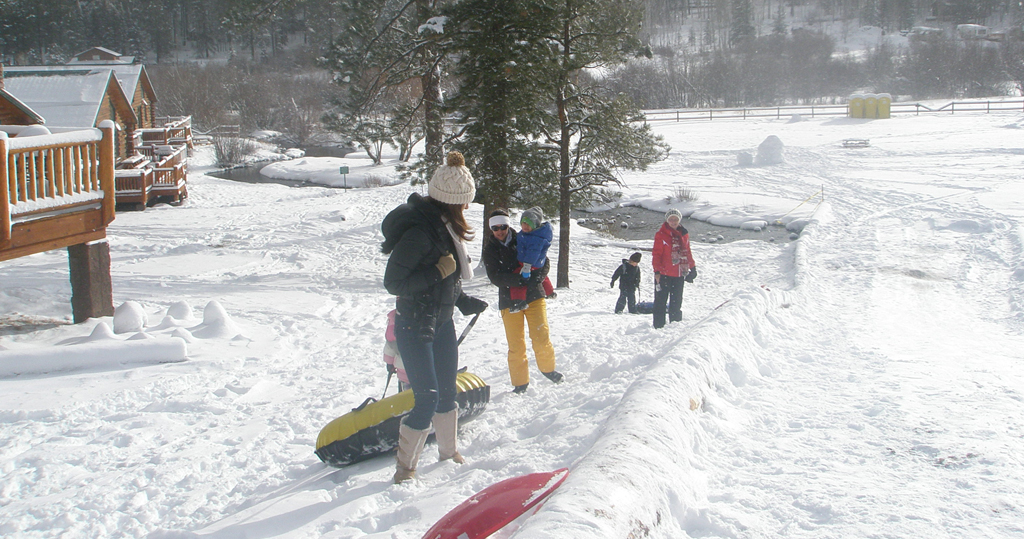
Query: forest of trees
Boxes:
[
  {"xmin": 3, "ymin": 0, "xmax": 1023, "ymax": 147},
  {"xmin": 2, "ymin": 1, "xmax": 1017, "ymax": 66}
]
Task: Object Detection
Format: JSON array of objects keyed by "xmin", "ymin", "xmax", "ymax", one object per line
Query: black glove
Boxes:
[
  {"xmin": 610, "ymin": 282, "xmax": 615, "ymax": 288},
  {"xmin": 386, "ymin": 363, "xmax": 398, "ymax": 374},
  {"xmin": 457, "ymin": 295, "xmax": 488, "ymax": 315},
  {"xmin": 685, "ymin": 267, "xmax": 697, "ymax": 283}
]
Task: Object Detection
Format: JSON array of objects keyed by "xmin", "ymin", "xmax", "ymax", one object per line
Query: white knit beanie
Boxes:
[
  {"xmin": 665, "ymin": 208, "xmax": 683, "ymax": 221},
  {"xmin": 429, "ymin": 151, "xmax": 476, "ymax": 205}
]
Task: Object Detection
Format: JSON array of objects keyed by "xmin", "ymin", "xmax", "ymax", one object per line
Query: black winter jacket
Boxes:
[
  {"xmin": 382, "ymin": 193, "xmax": 473, "ymax": 332},
  {"xmin": 482, "ymin": 229, "xmax": 551, "ymax": 311},
  {"xmin": 611, "ymin": 259, "xmax": 641, "ymax": 291}
]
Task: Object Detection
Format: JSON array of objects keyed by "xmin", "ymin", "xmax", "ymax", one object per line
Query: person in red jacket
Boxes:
[{"xmin": 651, "ymin": 208, "xmax": 697, "ymax": 329}]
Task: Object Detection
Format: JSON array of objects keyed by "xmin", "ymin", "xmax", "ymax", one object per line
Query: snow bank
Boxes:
[
  {"xmin": 520, "ymin": 285, "xmax": 790, "ymax": 536},
  {"xmin": 520, "ymin": 203, "xmax": 827, "ymax": 537},
  {"xmin": 0, "ymin": 338, "xmax": 187, "ymax": 377}
]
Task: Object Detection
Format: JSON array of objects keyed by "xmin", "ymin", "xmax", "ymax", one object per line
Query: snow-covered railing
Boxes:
[
  {"xmin": 151, "ymin": 144, "xmax": 187, "ymax": 195},
  {"xmin": 0, "ymin": 121, "xmax": 116, "ymax": 251},
  {"xmin": 644, "ymin": 98, "xmax": 1024, "ymax": 122},
  {"xmin": 142, "ymin": 115, "xmax": 193, "ymax": 148}
]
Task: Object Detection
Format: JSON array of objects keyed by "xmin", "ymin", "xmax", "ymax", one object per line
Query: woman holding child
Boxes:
[{"xmin": 482, "ymin": 208, "xmax": 563, "ymax": 394}]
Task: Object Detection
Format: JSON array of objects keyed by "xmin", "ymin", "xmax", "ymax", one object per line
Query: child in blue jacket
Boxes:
[{"xmin": 510, "ymin": 207, "xmax": 555, "ymax": 312}]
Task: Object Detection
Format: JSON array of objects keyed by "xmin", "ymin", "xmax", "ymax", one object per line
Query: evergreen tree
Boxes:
[
  {"xmin": 320, "ymin": 0, "xmax": 454, "ymax": 176},
  {"xmin": 445, "ymin": 0, "xmax": 558, "ymax": 215},
  {"xmin": 772, "ymin": 5, "xmax": 786, "ymax": 36},
  {"xmin": 730, "ymin": 0, "xmax": 755, "ymax": 46},
  {"xmin": 532, "ymin": 0, "xmax": 669, "ymax": 288}
]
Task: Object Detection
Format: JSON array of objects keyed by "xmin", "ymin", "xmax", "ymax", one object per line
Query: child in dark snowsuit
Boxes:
[
  {"xmin": 611, "ymin": 252, "xmax": 642, "ymax": 314},
  {"xmin": 509, "ymin": 206, "xmax": 555, "ymax": 313}
]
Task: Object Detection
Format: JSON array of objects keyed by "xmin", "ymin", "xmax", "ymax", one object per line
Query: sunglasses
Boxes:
[{"xmin": 490, "ymin": 224, "xmax": 509, "ymax": 231}]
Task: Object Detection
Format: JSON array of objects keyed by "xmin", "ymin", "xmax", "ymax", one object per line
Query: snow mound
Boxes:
[
  {"xmin": 171, "ymin": 327, "xmax": 195, "ymax": 343},
  {"xmin": 89, "ymin": 321, "xmax": 118, "ymax": 341},
  {"xmin": 166, "ymin": 300, "xmax": 196, "ymax": 321},
  {"xmin": 188, "ymin": 301, "xmax": 242, "ymax": 339},
  {"xmin": 114, "ymin": 301, "xmax": 147, "ymax": 334},
  {"xmin": 150, "ymin": 315, "xmax": 183, "ymax": 331},
  {"xmin": 754, "ymin": 135, "xmax": 784, "ymax": 166}
]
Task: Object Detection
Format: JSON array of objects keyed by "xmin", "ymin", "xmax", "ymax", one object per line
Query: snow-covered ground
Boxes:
[{"xmin": 2, "ymin": 110, "xmax": 1023, "ymax": 538}]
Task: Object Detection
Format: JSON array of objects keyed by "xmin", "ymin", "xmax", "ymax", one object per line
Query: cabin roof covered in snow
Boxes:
[
  {"xmin": 4, "ymin": 64, "xmax": 156, "ymax": 111},
  {"xmin": 2, "ymin": 68, "xmax": 133, "ymax": 128},
  {"xmin": 68, "ymin": 46, "xmax": 134, "ymax": 65}
]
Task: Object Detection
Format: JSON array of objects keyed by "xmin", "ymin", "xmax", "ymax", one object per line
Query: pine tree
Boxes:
[
  {"xmin": 730, "ymin": 0, "xmax": 755, "ymax": 47},
  {"xmin": 320, "ymin": 0, "xmax": 455, "ymax": 173},
  {"xmin": 445, "ymin": 0, "xmax": 559, "ymax": 214},
  {"xmin": 534, "ymin": 0, "xmax": 670, "ymax": 287},
  {"xmin": 772, "ymin": 5, "xmax": 786, "ymax": 36}
]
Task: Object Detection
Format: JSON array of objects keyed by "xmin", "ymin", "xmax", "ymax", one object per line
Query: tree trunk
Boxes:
[
  {"xmin": 419, "ymin": 0, "xmax": 444, "ymax": 168},
  {"xmin": 422, "ymin": 64, "xmax": 444, "ymax": 168},
  {"xmin": 556, "ymin": 87, "xmax": 571, "ymax": 289}
]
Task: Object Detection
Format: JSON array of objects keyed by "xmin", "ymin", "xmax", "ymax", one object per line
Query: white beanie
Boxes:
[
  {"xmin": 665, "ymin": 208, "xmax": 682, "ymax": 221},
  {"xmin": 429, "ymin": 151, "xmax": 476, "ymax": 205}
]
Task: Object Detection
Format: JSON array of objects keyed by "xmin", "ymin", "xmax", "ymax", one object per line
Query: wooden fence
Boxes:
[{"xmin": 643, "ymin": 99, "xmax": 1024, "ymax": 123}]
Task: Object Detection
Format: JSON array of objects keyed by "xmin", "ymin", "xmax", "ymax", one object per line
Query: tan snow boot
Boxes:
[
  {"xmin": 394, "ymin": 422, "xmax": 430, "ymax": 484},
  {"xmin": 433, "ymin": 409, "xmax": 465, "ymax": 464}
]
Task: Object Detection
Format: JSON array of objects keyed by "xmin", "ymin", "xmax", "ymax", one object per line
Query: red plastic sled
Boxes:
[{"xmin": 421, "ymin": 468, "xmax": 569, "ymax": 539}]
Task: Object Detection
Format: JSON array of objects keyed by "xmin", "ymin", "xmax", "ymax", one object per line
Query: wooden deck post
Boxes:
[
  {"xmin": 99, "ymin": 120, "xmax": 116, "ymax": 225},
  {"xmin": 1, "ymin": 131, "xmax": 10, "ymax": 248},
  {"xmin": 68, "ymin": 240, "xmax": 113, "ymax": 323}
]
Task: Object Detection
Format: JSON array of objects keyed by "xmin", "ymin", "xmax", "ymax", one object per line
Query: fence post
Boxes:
[
  {"xmin": 743, "ymin": 108, "xmax": 746, "ymax": 119},
  {"xmin": 0, "ymin": 132, "xmax": 9, "ymax": 247},
  {"xmin": 778, "ymin": 107, "xmax": 781, "ymax": 119},
  {"xmin": 99, "ymin": 120, "xmax": 116, "ymax": 225},
  {"xmin": 987, "ymin": 101, "xmax": 990, "ymax": 113},
  {"xmin": 676, "ymin": 111, "xmax": 680, "ymax": 122},
  {"xmin": 709, "ymin": 109, "xmax": 713, "ymax": 121}
]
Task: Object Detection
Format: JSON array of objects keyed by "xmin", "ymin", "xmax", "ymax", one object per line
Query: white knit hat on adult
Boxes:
[{"xmin": 429, "ymin": 151, "xmax": 476, "ymax": 205}]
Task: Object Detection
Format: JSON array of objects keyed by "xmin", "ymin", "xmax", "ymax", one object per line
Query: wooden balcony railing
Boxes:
[
  {"xmin": 114, "ymin": 167, "xmax": 154, "ymax": 207},
  {"xmin": 115, "ymin": 142, "xmax": 187, "ymax": 208},
  {"xmin": 151, "ymin": 144, "xmax": 187, "ymax": 201},
  {"xmin": 141, "ymin": 115, "xmax": 193, "ymax": 148},
  {"xmin": 2, "ymin": 122, "xmax": 116, "ymax": 260}
]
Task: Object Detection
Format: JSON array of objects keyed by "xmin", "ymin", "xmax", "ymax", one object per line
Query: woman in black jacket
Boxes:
[{"xmin": 381, "ymin": 151, "xmax": 487, "ymax": 483}]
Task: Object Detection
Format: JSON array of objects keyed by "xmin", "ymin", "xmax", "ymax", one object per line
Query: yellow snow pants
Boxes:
[{"xmin": 500, "ymin": 298, "xmax": 557, "ymax": 387}]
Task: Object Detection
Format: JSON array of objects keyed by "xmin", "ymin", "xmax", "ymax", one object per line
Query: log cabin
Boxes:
[
  {"xmin": 3, "ymin": 63, "xmax": 189, "ymax": 208},
  {"xmin": 66, "ymin": 47, "xmax": 136, "ymax": 65}
]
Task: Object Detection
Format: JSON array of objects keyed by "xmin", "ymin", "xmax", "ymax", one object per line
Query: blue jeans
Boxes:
[{"xmin": 394, "ymin": 316, "xmax": 459, "ymax": 430}]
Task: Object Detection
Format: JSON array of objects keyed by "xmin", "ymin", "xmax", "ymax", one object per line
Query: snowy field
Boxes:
[{"xmin": 2, "ymin": 110, "xmax": 1024, "ymax": 538}]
